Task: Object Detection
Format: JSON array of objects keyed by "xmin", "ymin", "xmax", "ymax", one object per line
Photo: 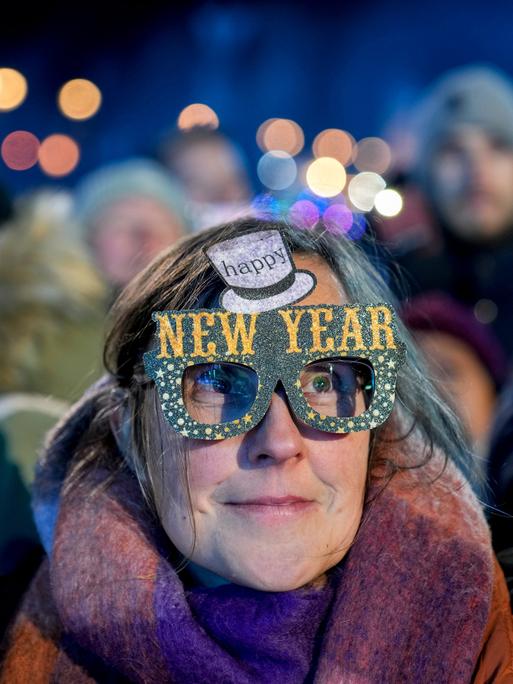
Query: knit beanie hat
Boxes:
[
  {"xmin": 414, "ymin": 65, "xmax": 513, "ymax": 185},
  {"xmin": 74, "ymin": 158, "xmax": 190, "ymax": 233},
  {"xmin": 401, "ymin": 291, "xmax": 508, "ymax": 390}
]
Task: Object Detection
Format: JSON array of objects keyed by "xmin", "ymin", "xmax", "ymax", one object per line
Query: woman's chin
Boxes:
[{"xmin": 220, "ymin": 554, "xmax": 340, "ymax": 592}]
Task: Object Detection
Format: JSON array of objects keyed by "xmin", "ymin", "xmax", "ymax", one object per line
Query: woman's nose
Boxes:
[{"xmin": 245, "ymin": 389, "xmax": 305, "ymax": 466}]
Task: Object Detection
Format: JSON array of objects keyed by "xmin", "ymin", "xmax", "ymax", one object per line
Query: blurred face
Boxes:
[
  {"xmin": 154, "ymin": 255, "xmax": 370, "ymax": 591},
  {"xmin": 430, "ymin": 125, "xmax": 513, "ymax": 240},
  {"xmin": 91, "ymin": 196, "xmax": 185, "ymax": 289},
  {"xmin": 172, "ymin": 140, "xmax": 250, "ymax": 204},
  {"xmin": 416, "ymin": 331, "xmax": 496, "ymax": 451}
]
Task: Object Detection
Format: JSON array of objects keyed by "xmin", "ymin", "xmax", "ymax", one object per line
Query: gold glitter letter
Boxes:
[
  {"xmin": 190, "ymin": 312, "xmax": 217, "ymax": 357},
  {"xmin": 367, "ymin": 305, "xmax": 396, "ymax": 350},
  {"xmin": 156, "ymin": 313, "xmax": 185, "ymax": 358},
  {"xmin": 309, "ymin": 308, "xmax": 335, "ymax": 353},
  {"xmin": 219, "ymin": 312, "xmax": 258, "ymax": 355},
  {"xmin": 278, "ymin": 309, "xmax": 305, "ymax": 353},
  {"xmin": 338, "ymin": 307, "xmax": 365, "ymax": 352}
]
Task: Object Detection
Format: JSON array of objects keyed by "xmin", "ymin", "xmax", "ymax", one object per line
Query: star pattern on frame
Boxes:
[{"xmin": 146, "ymin": 306, "xmax": 406, "ymax": 443}]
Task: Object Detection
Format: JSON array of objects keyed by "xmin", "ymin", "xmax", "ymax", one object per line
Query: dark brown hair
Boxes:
[{"xmin": 68, "ymin": 217, "xmax": 474, "ymax": 521}]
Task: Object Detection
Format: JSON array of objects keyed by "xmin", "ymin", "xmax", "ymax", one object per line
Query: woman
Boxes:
[{"xmin": 2, "ymin": 218, "xmax": 512, "ymax": 682}]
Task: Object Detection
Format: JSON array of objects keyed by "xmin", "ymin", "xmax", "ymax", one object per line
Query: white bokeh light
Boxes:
[
  {"xmin": 306, "ymin": 157, "xmax": 346, "ymax": 198},
  {"xmin": 374, "ymin": 188, "xmax": 403, "ymax": 217},
  {"xmin": 257, "ymin": 151, "xmax": 297, "ymax": 190},
  {"xmin": 348, "ymin": 172, "xmax": 386, "ymax": 211}
]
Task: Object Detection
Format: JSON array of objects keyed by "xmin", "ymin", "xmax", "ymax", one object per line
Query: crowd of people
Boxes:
[{"xmin": 1, "ymin": 64, "xmax": 513, "ymax": 680}]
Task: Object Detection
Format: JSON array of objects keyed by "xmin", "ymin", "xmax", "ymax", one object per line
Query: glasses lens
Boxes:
[
  {"xmin": 183, "ymin": 362, "xmax": 258, "ymax": 424},
  {"xmin": 300, "ymin": 358, "xmax": 374, "ymax": 418}
]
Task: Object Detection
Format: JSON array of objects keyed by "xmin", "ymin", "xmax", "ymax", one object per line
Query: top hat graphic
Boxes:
[{"xmin": 206, "ymin": 229, "xmax": 316, "ymax": 313}]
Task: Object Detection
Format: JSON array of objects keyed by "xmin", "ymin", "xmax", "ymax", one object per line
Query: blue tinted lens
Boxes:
[{"xmin": 183, "ymin": 363, "xmax": 258, "ymax": 424}]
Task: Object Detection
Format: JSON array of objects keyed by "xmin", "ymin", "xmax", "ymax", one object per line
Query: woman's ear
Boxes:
[{"xmin": 109, "ymin": 389, "xmax": 135, "ymax": 470}]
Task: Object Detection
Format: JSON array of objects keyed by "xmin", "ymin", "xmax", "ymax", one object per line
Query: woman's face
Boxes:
[{"xmin": 154, "ymin": 255, "xmax": 370, "ymax": 591}]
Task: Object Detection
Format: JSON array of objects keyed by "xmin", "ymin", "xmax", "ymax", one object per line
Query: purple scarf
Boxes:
[{"xmin": 5, "ymin": 384, "xmax": 496, "ymax": 682}]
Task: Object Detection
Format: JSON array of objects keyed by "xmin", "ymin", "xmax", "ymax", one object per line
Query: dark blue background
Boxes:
[{"xmin": 1, "ymin": 0, "xmax": 513, "ymax": 195}]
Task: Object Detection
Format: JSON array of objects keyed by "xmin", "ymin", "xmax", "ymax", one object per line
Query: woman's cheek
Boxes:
[{"xmin": 186, "ymin": 441, "xmax": 236, "ymax": 497}]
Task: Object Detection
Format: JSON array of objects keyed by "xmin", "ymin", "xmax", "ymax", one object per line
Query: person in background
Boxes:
[
  {"xmin": 0, "ymin": 191, "xmax": 108, "ymax": 641},
  {"xmin": 381, "ymin": 65, "xmax": 513, "ymax": 359},
  {"xmin": 75, "ymin": 158, "xmax": 191, "ymax": 294},
  {"xmin": 0, "ymin": 190, "xmax": 107, "ymax": 404},
  {"xmin": 401, "ymin": 291, "xmax": 508, "ymax": 457},
  {"xmin": 157, "ymin": 127, "xmax": 252, "ymax": 231}
]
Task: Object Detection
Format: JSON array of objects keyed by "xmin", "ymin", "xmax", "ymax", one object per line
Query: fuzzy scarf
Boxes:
[{"xmin": 0, "ymin": 380, "xmax": 499, "ymax": 682}]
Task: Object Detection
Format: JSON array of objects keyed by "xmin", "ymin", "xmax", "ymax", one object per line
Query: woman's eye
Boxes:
[
  {"xmin": 305, "ymin": 373, "xmax": 334, "ymax": 393},
  {"xmin": 312, "ymin": 374, "xmax": 332, "ymax": 392}
]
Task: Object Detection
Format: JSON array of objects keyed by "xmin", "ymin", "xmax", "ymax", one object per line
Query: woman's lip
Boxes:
[
  {"xmin": 223, "ymin": 497, "xmax": 317, "ymax": 523},
  {"xmin": 226, "ymin": 496, "xmax": 313, "ymax": 505}
]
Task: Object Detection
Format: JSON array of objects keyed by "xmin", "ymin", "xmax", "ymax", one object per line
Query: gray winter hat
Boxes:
[
  {"xmin": 74, "ymin": 158, "xmax": 190, "ymax": 232},
  {"xmin": 414, "ymin": 65, "xmax": 513, "ymax": 178}
]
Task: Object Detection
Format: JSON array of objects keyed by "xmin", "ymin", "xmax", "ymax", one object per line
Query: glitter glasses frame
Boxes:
[{"xmin": 143, "ymin": 304, "xmax": 406, "ymax": 440}]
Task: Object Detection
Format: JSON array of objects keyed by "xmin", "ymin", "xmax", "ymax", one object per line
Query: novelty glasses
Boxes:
[{"xmin": 143, "ymin": 304, "xmax": 406, "ymax": 440}]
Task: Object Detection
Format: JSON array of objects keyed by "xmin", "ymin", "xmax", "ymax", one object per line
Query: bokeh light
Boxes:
[
  {"xmin": 0, "ymin": 68, "xmax": 28, "ymax": 111},
  {"xmin": 257, "ymin": 118, "xmax": 304, "ymax": 156},
  {"xmin": 353, "ymin": 137, "xmax": 392, "ymax": 174},
  {"xmin": 323, "ymin": 203, "xmax": 353, "ymax": 235},
  {"xmin": 38, "ymin": 134, "xmax": 80, "ymax": 177},
  {"xmin": 256, "ymin": 119, "xmax": 276, "ymax": 150},
  {"xmin": 257, "ymin": 151, "xmax": 297, "ymax": 190},
  {"xmin": 306, "ymin": 157, "xmax": 346, "ymax": 198},
  {"xmin": 348, "ymin": 172, "xmax": 386, "ymax": 211},
  {"xmin": 374, "ymin": 188, "xmax": 403, "ymax": 217},
  {"xmin": 58, "ymin": 78, "xmax": 102, "ymax": 120},
  {"xmin": 474, "ymin": 299, "xmax": 498, "ymax": 325},
  {"xmin": 177, "ymin": 103, "xmax": 219, "ymax": 130},
  {"xmin": 289, "ymin": 200, "xmax": 320, "ymax": 230},
  {"xmin": 1, "ymin": 131, "xmax": 39, "ymax": 170},
  {"xmin": 312, "ymin": 129, "xmax": 355, "ymax": 166}
]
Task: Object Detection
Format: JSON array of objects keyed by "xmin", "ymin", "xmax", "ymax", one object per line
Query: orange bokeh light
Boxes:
[
  {"xmin": 0, "ymin": 68, "xmax": 28, "ymax": 111},
  {"xmin": 58, "ymin": 79, "xmax": 102, "ymax": 120},
  {"xmin": 38, "ymin": 134, "xmax": 80, "ymax": 177},
  {"xmin": 312, "ymin": 129, "xmax": 355, "ymax": 166},
  {"xmin": 353, "ymin": 137, "xmax": 392, "ymax": 174},
  {"xmin": 1, "ymin": 131, "xmax": 39, "ymax": 170},
  {"xmin": 177, "ymin": 103, "xmax": 219, "ymax": 130},
  {"xmin": 257, "ymin": 118, "xmax": 304, "ymax": 156}
]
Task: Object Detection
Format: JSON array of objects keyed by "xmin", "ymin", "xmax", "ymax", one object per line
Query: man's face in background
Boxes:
[{"xmin": 429, "ymin": 124, "xmax": 513, "ymax": 240}]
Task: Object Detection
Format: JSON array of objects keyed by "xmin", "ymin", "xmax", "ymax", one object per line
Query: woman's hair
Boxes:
[{"xmin": 68, "ymin": 217, "xmax": 473, "ymax": 522}]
